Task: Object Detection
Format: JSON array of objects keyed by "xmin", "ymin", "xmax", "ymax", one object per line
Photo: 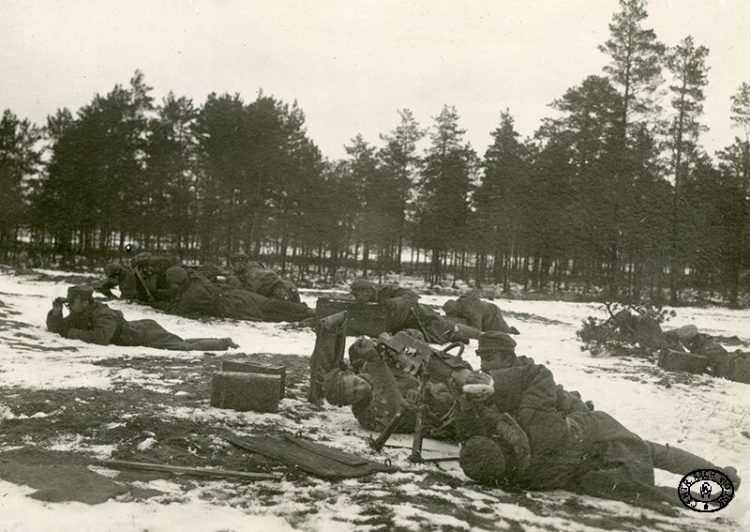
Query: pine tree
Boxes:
[
  {"xmin": 417, "ymin": 105, "xmax": 476, "ymax": 285},
  {"xmin": 0, "ymin": 110, "xmax": 42, "ymax": 260},
  {"xmin": 378, "ymin": 109, "xmax": 424, "ymax": 272},
  {"xmin": 146, "ymin": 92, "xmax": 200, "ymax": 253},
  {"xmin": 664, "ymin": 36, "xmax": 710, "ymax": 303},
  {"xmin": 720, "ymin": 83, "xmax": 750, "ymax": 305},
  {"xmin": 344, "ymin": 134, "xmax": 382, "ymax": 276},
  {"xmin": 476, "ymin": 110, "xmax": 528, "ymax": 292},
  {"xmin": 598, "ymin": 0, "xmax": 665, "ymax": 296}
]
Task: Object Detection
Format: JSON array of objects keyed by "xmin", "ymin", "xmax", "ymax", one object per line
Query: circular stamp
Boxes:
[{"xmin": 677, "ymin": 469, "xmax": 735, "ymax": 512}]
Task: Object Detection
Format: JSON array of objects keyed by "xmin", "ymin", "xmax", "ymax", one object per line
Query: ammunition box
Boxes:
[
  {"xmin": 211, "ymin": 371, "xmax": 282, "ymax": 413},
  {"xmin": 315, "ymin": 298, "xmax": 387, "ymax": 337},
  {"xmin": 658, "ymin": 349, "xmax": 708, "ymax": 374},
  {"xmin": 220, "ymin": 361, "xmax": 286, "ymax": 398}
]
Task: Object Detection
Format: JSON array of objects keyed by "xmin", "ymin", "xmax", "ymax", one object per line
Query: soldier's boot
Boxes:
[
  {"xmin": 647, "ymin": 441, "xmax": 740, "ymax": 489},
  {"xmin": 184, "ymin": 337, "xmax": 238, "ymax": 350}
]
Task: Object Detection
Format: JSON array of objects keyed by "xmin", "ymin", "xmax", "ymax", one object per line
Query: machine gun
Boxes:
[
  {"xmin": 368, "ymin": 331, "xmax": 470, "ymax": 456},
  {"xmin": 377, "ymin": 331, "xmax": 466, "ymax": 384}
]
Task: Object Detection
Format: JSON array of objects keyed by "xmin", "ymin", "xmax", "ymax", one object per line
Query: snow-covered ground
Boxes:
[{"xmin": 0, "ymin": 269, "xmax": 748, "ymax": 531}]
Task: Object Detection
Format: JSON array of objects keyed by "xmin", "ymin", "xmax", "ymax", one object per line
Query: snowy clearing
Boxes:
[{"xmin": 0, "ymin": 268, "xmax": 748, "ymax": 531}]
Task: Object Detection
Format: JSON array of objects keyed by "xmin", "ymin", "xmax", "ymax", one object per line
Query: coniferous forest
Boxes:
[{"xmin": 1, "ymin": 0, "xmax": 749, "ymax": 306}]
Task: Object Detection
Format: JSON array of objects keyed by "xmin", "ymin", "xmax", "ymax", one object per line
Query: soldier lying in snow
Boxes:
[
  {"xmin": 93, "ymin": 253, "xmax": 177, "ymax": 307},
  {"xmin": 323, "ymin": 330, "xmax": 592, "ymax": 441},
  {"xmin": 443, "ymin": 294, "xmax": 520, "ymax": 335},
  {"xmin": 349, "ymin": 279, "xmax": 482, "ymax": 344},
  {"xmin": 664, "ymin": 324, "xmax": 750, "ymax": 384},
  {"xmin": 227, "ymin": 252, "xmax": 301, "ymax": 303},
  {"xmin": 323, "ymin": 330, "xmax": 476, "ymax": 441},
  {"xmin": 605, "ymin": 310, "xmax": 750, "ymax": 384},
  {"xmin": 456, "ymin": 361, "xmax": 741, "ymax": 509},
  {"xmin": 164, "ymin": 266, "xmax": 313, "ymax": 323},
  {"xmin": 46, "ymin": 285, "xmax": 237, "ymax": 351}
]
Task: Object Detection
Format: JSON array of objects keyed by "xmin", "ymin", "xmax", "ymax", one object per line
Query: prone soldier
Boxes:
[
  {"xmin": 455, "ymin": 356, "xmax": 741, "ymax": 509},
  {"xmin": 227, "ymin": 252, "xmax": 301, "ymax": 303},
  {"xmin": 46, "ymin": 285, "xmax": 238, "ymax": 351},
  {"xmin": 443, "ymin": 294, "xmax": 520, "ymax": 335},
  {"xmin": 349, "ymin": 279, "xmax": 481, "ymax": 344},
  {"xmin": 165, "ymin": 266, "xmax": 313, "ymax": 323},
  {"xmin": 323, "ymin": 330, "xmax": 481, "ymax": 441}
]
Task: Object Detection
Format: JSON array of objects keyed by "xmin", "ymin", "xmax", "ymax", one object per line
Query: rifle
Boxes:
[
  {"xmin": 409, "ymin": 306, "xmax": 446, "ymax": 344},
  {"xmin": 132, "ymin": 266, "xmax": 155, "ymax": 302}
]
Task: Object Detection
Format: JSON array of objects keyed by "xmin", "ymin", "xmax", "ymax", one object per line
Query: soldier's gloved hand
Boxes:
[
  {"xmin": 462, "ymin": 371, "xmax": 495, "ymax": 400},
  {"xmin": 397, "ymin": 349, "xmax": 421, "ymax": 376},
  {"xmin": 52, "ymin": 297, "xmax": 66, "ymax": 312}
]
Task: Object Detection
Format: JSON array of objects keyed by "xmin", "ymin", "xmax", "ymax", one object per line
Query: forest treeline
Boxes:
[{"xmin": 1, "ymin": 0, "xmax": 750, "ymax": 306}]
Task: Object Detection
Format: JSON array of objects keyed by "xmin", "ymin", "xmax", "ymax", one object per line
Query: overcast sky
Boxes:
[{"xmin": 1, "ymin": 0, "xmax": 748, "ymax": 161}]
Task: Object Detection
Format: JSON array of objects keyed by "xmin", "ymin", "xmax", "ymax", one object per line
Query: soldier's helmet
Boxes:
[
  {"xmin": 459, "ymin": 436, "xmax": 507, "ymax": 485},
  {"xmin": 132, "ymin": 252, "xmax": 153, "ymax": 267},
  {"xmin": 443, "ymin": 300, "xmax": 460, "ymax": 317},
  {"xmin": 165, "ymin": 266, "xmax": 189, "ymax": 286},
  {"xmin": 323, "ymin": 368, "xmax": 351, "ymax": 406},
  {"xmin": 150, "ymin": 256, "xmax": 177, "ymax": 273},
  {"xmin": 229, "ymin": 252, "xmax": 249, "ymax": 263},
  {"xmin": 348, "ymin": 337, "xmax": 378, "ymax": 373},
  {"xmin": 401, "ymin": 329, "xmax": 426, "ymax": 342},
  {"xmin": 104, "ymin": 262, "xmax": 124, "ymax": 277}
]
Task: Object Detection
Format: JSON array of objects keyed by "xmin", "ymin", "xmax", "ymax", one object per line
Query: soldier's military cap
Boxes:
[
  {"xmin": 66, "ymin": 285, "xmax": 94, "ymax": 301},
  {"xmin": 476, "ymin": 331, "xmax": 517, "ymax": 356},
  {"xmin": 350, "ymin": 279, "xmax": 374, "ymax": 292}
]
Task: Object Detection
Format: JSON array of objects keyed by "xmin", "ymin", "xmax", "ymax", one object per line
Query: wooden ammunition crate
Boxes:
[
  {"xmin": 658, "ymin": 349, "xmax": 708, "ymax": 375},
  {"xmin": 220, "ymin": 361, "xmax": 286, "ymax": 398},
  {"xmin": 211, "ymin": 371, "xmax": 283, "ymax": 413},
  {"xmin": 315, "ymin": 298, "xmax": 387, "ymax": 337}
]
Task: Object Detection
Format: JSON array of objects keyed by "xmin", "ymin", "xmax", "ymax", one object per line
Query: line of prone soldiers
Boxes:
[
  {"xmin": 93, "ymin": 251, "xmax": 314, "ymax": 323},
  {"xmin": 322, "ymin": 328, "xmax": 741, "ymax": 511},
  {"xmin": 45, "ymin": 262, "xmax": 519, "ymax": 354},
  {"xmin": 45, "ymin": 252, "xmax": 315, "ymax": 352}
]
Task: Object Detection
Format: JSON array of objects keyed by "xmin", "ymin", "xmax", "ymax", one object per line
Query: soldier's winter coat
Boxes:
[
  {"xmin": 365, "ymin": 284, "xmax": 475, "ymax": 343},
  {"xmin": 231, "ymin": 263, "xmax": 301, "ymax": 303},
  {"xmin": 456, "ymin": 363, "xmax": 727, "ymax": 506},
  {"xmin": 46, "ymin": 301, "xmax": 232, "ymax": 351},
  {"xmin": 351, "ymin": 353, "xmax": 456, "ymax": 439},
  {"xmin": 172, "ymin": 272, "xmax": 311, "ymax": 323},
  {"xmin": 447, "ymin": 295, "xmax": 516, "ymax": 334}
]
